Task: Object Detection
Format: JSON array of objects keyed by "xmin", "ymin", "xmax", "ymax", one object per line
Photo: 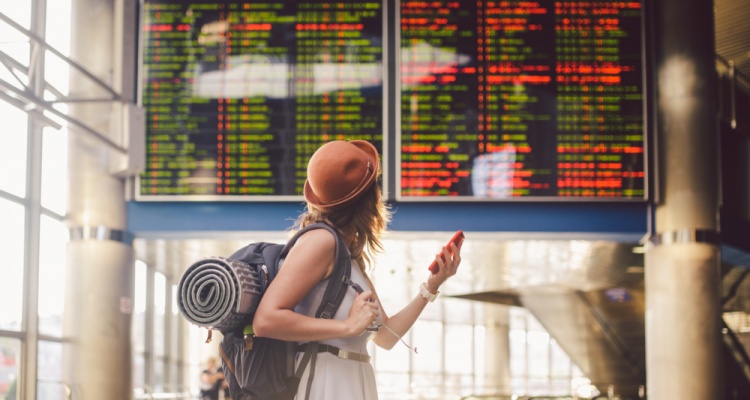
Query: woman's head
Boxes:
[
  {"xmin": 303, "ymin": 140, "xmax": 379, "ymax": 211},
  {"xmin": 298, "ymin": 140, "xmax": 391, "ymax": 268}
]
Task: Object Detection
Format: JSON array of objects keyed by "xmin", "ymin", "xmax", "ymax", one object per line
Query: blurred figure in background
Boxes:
[
  {"xmin": 199, "ymin": 357, "xmax": 224, "ymax": 400},
  {"xmin": 221, "ymin": 378, "xmax": 231, "ymax": 400}
]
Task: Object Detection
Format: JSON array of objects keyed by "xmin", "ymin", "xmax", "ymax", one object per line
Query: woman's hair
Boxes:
[{"xmin": 295, "ymin": 183, "xmax": 391, "ymax": 270}]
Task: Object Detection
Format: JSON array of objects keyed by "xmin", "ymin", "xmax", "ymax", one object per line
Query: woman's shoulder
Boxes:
[
  {"xmin": 291, "ymin": 226, "xmax": 338, "ymax": 256},
  {"xmin": 297, "ymin": 225, "xmax": 338, "ymax": 243},
  {"xmin": 285, "ymin": 226, "xmax": 339, "ymax": 278}
]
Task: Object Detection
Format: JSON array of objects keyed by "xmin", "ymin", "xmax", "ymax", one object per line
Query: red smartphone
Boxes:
[{"xmin": 428, "ymin": 230, "xmax": 465, "ymax": 274}]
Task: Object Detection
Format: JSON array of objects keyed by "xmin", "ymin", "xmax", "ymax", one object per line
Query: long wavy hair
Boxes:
[{"xmin": 295, "ymin": 183, "xmax": 391, "ymax": 271}]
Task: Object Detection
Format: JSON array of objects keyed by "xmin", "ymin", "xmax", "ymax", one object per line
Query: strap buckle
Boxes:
[
  {"xmin": 298, "ymin": 343, "xmax": 371, "ymax": 363},
  {"xmin": 334, "ymin": 348, "xmax": 370, "ymax": 363}
]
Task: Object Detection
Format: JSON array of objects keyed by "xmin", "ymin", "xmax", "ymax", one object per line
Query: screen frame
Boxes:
[
  {"xmin": 133, "ymin": 0, "xmax": 650, "ymax": 203},
  {"xmin": 135, "ymin": 0, "xmax": 390, "ymax": 202},
  {"xmin": 393, "ymin": 0, "xmax": 650, "ymax": 203}
]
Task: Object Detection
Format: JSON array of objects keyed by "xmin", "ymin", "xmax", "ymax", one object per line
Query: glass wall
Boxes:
[
  {"xmin": 367, "ymin": 238, "xmax": 585, "ymax": 399},
  {"xmin": 1, "ymin": 1, "xmax": 73, "ymax": 398},
  {"xmin": 133, "ymin": 259, "xmax": 190, "ymax": 398},
  {"xmin": 0, "ymin": 339, "xmax": 20, "ymax": 400}
]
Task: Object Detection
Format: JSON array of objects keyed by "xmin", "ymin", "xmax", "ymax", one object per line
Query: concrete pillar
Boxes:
[
  {"xmin": 483, "ymin": 246, "xmax": 512, "ymax": 394},
  {"xmin": 64, "ymin": 0, "xmax": 135, "ymax": 398},
  {"xmin": 646, "ymin": 0, "xmax": 722, "ymax": 398},
  {"xmin": 483, "ymin": 305, "xmax": 512, "ymax": 394}
]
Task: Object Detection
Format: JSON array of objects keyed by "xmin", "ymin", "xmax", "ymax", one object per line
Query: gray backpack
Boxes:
[{"xmin": 178, "ymin": 223, "xmax": 351, "ymax": 399}]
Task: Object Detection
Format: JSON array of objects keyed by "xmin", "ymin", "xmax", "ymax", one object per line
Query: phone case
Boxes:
[{"xmin": 428, "ymin": 230, "xmax": 464, "ymax": 274}]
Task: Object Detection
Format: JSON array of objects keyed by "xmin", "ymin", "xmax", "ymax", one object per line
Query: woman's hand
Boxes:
[
  {"xmin": 344, "ymin": 290, "xmax": 379, "ymax": 336},
  {"xmin": 425, "ymin": 241, "xmax": 462, "ymax": 293}
]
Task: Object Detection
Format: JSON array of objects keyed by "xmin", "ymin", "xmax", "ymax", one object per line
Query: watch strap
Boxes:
[{"xmin": 419, "ymin": 283, "xmax": 439, "ymax": 302}]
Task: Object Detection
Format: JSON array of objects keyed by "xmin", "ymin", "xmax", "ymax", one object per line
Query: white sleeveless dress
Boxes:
[{"xmin": 294, "ymin": 261, "xmax": 382, "ymax": 400}]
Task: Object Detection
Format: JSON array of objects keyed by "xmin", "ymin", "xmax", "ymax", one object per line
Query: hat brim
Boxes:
[{"xmin": 303, "ymin": 140, "xmax": 379, "ymax": 211}]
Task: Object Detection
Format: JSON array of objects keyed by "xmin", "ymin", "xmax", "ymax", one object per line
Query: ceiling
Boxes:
[{"xmin": 716, "ymin": 0, "xmax": 750, "ymax": 81}]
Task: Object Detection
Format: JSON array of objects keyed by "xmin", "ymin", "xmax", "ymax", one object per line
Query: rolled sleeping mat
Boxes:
[{"xmin": 177, "ymin": 256, "xmax": 262, "ymax": 331}]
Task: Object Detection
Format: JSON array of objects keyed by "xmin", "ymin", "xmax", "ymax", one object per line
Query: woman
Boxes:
[{"xmin": 252, "ymin": 140, "xmax": 462, "ymax": 399}]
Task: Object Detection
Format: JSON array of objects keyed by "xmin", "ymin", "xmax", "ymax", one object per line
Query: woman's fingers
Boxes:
[
  {"xmin": 428, "ymin": 244, "xmax": 462, "ymax": 289},
  {"xmin": 449, "ymin": 243, "xmax": 461, "ymax": 270},
  {"xmin": 435, "ymin": 244, "xmax": 460, "ymax": 274},
  {"xmin": 347, "ymin": 291, "xmax": 379, "ymax": 334}
]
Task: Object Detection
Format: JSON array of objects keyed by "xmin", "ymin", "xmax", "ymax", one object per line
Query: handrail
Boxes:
[{"xmin": 722, "ymin": 318, "xmax": 750, "ymax": 384}]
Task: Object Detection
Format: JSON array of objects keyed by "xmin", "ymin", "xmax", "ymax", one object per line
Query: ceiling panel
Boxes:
[{"xmin": 716, "ymin": 0, "xmax": 750, "ymax": 80}]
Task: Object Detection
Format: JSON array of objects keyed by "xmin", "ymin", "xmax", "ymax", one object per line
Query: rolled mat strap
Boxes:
[{"xmin": 177, "ymin": 256, "xmax": 262, "ymax": 331}]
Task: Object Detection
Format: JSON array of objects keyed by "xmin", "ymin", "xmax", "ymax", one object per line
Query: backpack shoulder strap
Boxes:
[
  {"xmin": 280, "ymin": 223, "xmax": 354, "ymax": 400},
  {"xmin": 277, "ymin": 222, "xmax": 352, "ymax": 319}
]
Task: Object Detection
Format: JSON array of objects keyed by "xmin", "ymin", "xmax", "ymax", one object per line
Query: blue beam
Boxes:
[{"xmin": 127, "ymin": 201, "xmax": 649, "ymax": 238}]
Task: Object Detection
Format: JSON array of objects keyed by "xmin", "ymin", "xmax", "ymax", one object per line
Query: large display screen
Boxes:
[
  {"xmin": 138, "ymin": 0, "xmax": 384, "ymax": 199},
  {"xmin": 138, "ymin": 0, "xmax": 647, "ymax": 201},
  {"xmin": 399, "ymin": 0, "xmax": 646, "ymax": 199}
]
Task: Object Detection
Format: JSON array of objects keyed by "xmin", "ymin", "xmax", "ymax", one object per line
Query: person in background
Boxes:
[
  {"xmin": 252, "ymin": 140, "xmax": 462, "ymax": 400},
  {"xmin": 221, "ymin": 378, "xmax": 231, "ymax": 400},
  {"xmin": 199, "ymin": 357, "xmax": 224, "ymax": 400}
]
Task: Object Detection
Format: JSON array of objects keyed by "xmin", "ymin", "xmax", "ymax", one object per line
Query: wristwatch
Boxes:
[{"xmin": 419, "ymin": 283, "xmax": 439, "ymax": 302}]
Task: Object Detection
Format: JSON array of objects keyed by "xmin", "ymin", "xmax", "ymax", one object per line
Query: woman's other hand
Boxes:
[{"xmin": 345, "ymin": 290, "xmax": 379, "ymax": 336}]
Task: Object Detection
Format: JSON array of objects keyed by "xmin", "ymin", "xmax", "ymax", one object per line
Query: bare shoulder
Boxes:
[
  {"xmin": 284, "ymin": 227, "xmax": 337, "ymax": 276},
  {"xmin": 294, "ymin": 226, "xmax": 337, "ymax": 249}
]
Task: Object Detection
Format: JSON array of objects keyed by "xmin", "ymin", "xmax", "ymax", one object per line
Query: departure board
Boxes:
[
  {"xmin": 399, "ymin": 0, "xmax": 646, "ymax": 199},
  {"xmin": 138, "ymin": 0, "xmax": 384, "ymax": 199}
]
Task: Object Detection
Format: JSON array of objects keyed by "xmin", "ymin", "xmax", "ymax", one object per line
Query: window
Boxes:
[
  {"xmin": 153, "ymin": 272, "xmax": 167, "ymax": 392},
  {"xmin": 507, "ymin": 307, "xmax": 584, "ymax": 396},
  {"xmin": 37, "ymin": 341, "xmax": 64, "ymax": 400},
  {"xmin": 40, "ymin": 0, "xmax": 71, "ymax": 217},
  {"xmin": 168, "ymin": 284, "xmax": 182, "ymax": 391},
  {"xmin": 0, "ymin": 105, "xmax": 28, "ymax": 198},
  {"xmin": 0, "ymin": 199, "xmax": 25, "ymax": 331},
  {"xmin": 133, "ymin": 260, "xmax": 148, "ymax": 355},
  {"xmin": 0, "ymin": 2, "xmax": 31, "ymax": 91},
  {"xmin": 368, "ymin": 239, "xmax": 584, "ymax": 399},
  {"xmin": 0, "ymin": 2, "xmax": 31, "ymax": 29},
  {"xmin": 0, "ymin": 338, "xmax": 21, "ymax": 399},
  {"xmin": 445, "ymin": 324, "xmax": 475, "ymax": 396},
  {"xmin": 41, "ymin": 127, "xmax": 68, "ymax": 216},
  {"xmin": 132, "ymin": 262, "xmax": 189, "ymax": 396},
  {"xmin": 38, "ymin": 215, "xmax": 69, "ymax": 337}
]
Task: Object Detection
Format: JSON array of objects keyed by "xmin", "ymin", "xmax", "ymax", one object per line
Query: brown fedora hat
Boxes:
[{"xmin": 304, "ymin": 140, "xmax": 379, "ymax": 211}]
